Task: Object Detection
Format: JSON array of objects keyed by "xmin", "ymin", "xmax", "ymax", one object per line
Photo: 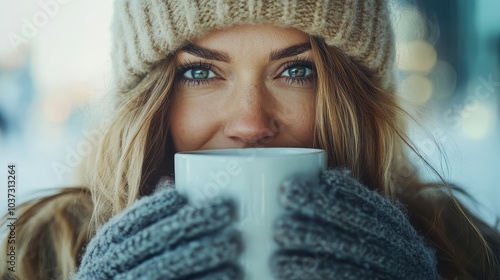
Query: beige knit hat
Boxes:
[{"xmin": 111, "ymin": 0, "xmax": 394, "ymax": 95}]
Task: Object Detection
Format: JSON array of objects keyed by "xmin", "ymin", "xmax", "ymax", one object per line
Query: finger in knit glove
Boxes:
[
  {"xmin": 271, "ymin": 168, "xmax": 441, "ymax": 280},
  {"xmin": 72, "ymin": 181, "xmax": 243, "ymax": 280}
]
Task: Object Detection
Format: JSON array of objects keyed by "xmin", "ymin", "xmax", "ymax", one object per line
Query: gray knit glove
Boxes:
[
  {"xmin": 73, "ymin": 181, "xmax": 242, "ymax": 280},
  {"xmin": 271, "ymin": 169, "xmax": 441, "ymax": 280}
]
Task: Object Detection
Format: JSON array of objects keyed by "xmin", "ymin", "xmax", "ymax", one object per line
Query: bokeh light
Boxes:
[
  {"xmin": 396, "ymin": 40, "xmax": 437, "ymax": 73},
  {"xmin": 461, "ymin": 104, "xmax": 495, "ymax": 140},
  {"xmin": 429, "ymin": 61, "xmax": 457, "ymax": 99},
  {"xmin": 400, "ymin": 74, "xmax": 433, "ymax": 104},
  {"xmin": 42, "ymin": 93, "xmax": 73, "ymax": 123}
]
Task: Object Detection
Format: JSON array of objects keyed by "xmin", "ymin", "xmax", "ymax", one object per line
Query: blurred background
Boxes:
[{"xmin": 0, "ymin": 0, "xmax": 498, "ymax": 225}]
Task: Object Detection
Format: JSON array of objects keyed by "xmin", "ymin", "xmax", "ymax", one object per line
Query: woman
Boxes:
[{"xmin": 2, "ymin": 0, "xmax": 499, "ymax": 279}]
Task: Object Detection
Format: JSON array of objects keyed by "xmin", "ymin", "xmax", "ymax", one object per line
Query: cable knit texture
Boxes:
[
  {"xmin": 272, "ymin": 169, "xmax": 442, "ymax": 280},
  {"xmin": 72, "ymin": 170, "xmax": 441, "ymax": 279},
  {"xmin": 72, "ymin": 182, "xmax": 243, "ymax": 280},
  {"xmin": 111, "ymin": 0, "xmax": 395, "ymax": 98}
]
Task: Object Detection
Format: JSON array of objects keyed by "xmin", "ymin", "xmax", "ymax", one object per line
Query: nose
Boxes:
[{"xmin": 224, "ymin": 84, "xmax": 279, "ymax": 145}]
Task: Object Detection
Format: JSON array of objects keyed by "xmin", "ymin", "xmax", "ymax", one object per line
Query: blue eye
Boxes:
[
  {"xmin": 281, "ymin": 65, "xmax": 313, "ymax": 78},
  {"xmin": 183, "ymin": 67, "xmax": 216, "ymax": 79}
]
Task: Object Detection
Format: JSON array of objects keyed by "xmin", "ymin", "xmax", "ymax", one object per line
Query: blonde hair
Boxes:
[
  {"xmin": 0, "ymin": 188, "xmax": 93, "ymax": 280},
  {"xmin": 2, "ymin": 36, "xmax": 498, "ymax": 279},
  {"xmin": 86, "ymin": 57, "xmax": 177, "ymax": 231},
  {"xmin": 309, "ymin": 37, "xmax": 499, "ymax": 279}
]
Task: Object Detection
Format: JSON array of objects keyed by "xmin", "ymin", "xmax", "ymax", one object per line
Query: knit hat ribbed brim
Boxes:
[{"xmin": 112, "ymin": 0, "xmax": 394, "ymax": 96}]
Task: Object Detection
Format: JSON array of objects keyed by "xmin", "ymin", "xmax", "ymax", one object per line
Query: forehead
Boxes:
[{"xmin": 188, "ymin": 24, "xmax": 310, "ymax": 55}]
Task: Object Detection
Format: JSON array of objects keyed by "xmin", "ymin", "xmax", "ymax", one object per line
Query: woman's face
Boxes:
[{"xmin": 170, "ymin": 24, "xmax": 316, "ymax": 151}]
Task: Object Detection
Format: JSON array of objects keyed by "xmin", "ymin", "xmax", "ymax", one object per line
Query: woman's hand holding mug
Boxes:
[
  {"xmin": 76, "ymin": 149, "xmax": 440, "ymax": 280},
  {"xmin": 73, "ymin": 182, "xmax": 242, "ymax": 280},
  {"xmin": 272, "ymin": 169, "xmax": 441, "ymax": 280}
]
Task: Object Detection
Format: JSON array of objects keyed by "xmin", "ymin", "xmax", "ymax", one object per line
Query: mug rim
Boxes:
[{"xmin": 175, "ymin": 147, "xmax": 325, "ymax": 158}]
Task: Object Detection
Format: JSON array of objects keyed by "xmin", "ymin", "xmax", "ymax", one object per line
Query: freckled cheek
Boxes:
[
  {"xmin": 300, "ymin": 99, "xmax": 316, "ymax": 145},
  {"xmin": 170, "ymin": 100, "xmax": 216, "ymax": 151},
  {"xmin": 294, "ymin": 96, "xmax": 316, "ymax": 146},
  {"xmin": 283, "ymin": 96, "xmax": 315, "ymax": 146}
]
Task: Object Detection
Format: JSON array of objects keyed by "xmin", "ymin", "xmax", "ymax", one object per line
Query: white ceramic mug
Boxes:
[{"xmin": 174, "ymin": 147, "xmax": 327, "ymax": 279}]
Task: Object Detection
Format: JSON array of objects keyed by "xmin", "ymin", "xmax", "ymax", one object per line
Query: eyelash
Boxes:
[
  {"xmin": 175, "ymin": 61, "xmax": 217, "ymax": 87},
  {"xmin": 280, "ymin": 58, "xmax": 316, "ymax": 86},
  {"xmin": 175, "ymin": 59, "xmax": 316, "ymax": 87}
]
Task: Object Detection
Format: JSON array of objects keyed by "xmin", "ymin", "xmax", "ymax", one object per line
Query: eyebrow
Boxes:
[
  {"xmin": 178, "ymin": 41, "xmax": 312, "ymax": 63},
  {"xmin": 269, "ymin": 42, "xmax": 312, "ymax": 61},
  {"xmin": 179, "ymin": 44, "xmax": 231, "ymax": 63}
]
